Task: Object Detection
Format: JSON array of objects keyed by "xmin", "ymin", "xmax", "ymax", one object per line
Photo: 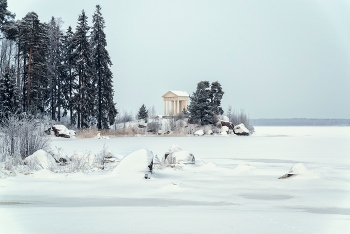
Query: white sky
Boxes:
[{"xmin": 7, "ymin": 0, "xmax": 350, "ymax": 118}]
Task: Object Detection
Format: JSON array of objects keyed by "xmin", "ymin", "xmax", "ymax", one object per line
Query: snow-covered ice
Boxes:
[{"xmin": 1, "ymin": 126, "xmax": 349, "ymax": 234}]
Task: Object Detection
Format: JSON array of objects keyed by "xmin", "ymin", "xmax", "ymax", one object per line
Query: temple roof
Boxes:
[{"xmin": 162, "ymin": 91, "xmax": 189, "ymax": 97}]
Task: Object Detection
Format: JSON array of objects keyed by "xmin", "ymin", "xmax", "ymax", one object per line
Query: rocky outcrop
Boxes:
[
  {"xmin": 233, "ymin": 123, "xmax": 250, "ymax": 136},
  {"xmin": 163, "ymin": 144, "xmax": 195, "ymax": 165},
  {"xmin": 46, "ymin": 125, "xmax": 75, "ymax": 138}
]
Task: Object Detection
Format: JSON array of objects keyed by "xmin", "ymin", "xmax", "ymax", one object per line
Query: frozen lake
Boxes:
[{"xmin": 1, "ymin": 127, "xmax": 349, "ymax": 234}]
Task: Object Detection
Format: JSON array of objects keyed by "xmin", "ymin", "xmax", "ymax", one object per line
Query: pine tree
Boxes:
[
  {"xmin": 188, "ymin": 81, "xmax": 212, "ymax": 125},
  {"xmin": 137, "ymin": 104, "xmax": 148, "ymax": 122},
  {"xmin": 91, "ymin": 5, "xmax": 117, "ymax": 129},
  {"xmin": 18, "ymin": 12, "xmax": 49, "ymax": 115},
  {"xmin": 0, "ymin": 66, "xmax": 20, "ymax": 117},
  {"xmin": 188, "ymin": 81, "xmax": 224, "ymax": 125},
  {"xmin": 0, "ymin": 0, "xmax": 15, "ymax": 39},
  {"xmin": 62, "ymin": 26, "xmax": 76, "ymax": 125},
  {"xmin": 71, "ymin": 10, "xmax": 95, "ymax": 128},
  {"xmin": 47, "ymin": 17, "xmax": 65, "ymax": 121},
  {"xmin": 210, "ymin": 81, "xmax": 224, "ymax": 115}
]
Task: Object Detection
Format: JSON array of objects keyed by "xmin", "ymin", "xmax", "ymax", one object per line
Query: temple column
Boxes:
[
  {"xmin": 177, "ymin": 99, "xmax": 179, "ymax": 115},
  {"xmin": 164, "ymin": 100, "xmax": 166, "ymax": 115}
]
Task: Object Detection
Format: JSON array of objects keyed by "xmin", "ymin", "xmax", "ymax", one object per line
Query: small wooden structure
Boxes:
[{"xmin": 162, "ymin": 91, "xmax": 189, "ymax": 116}]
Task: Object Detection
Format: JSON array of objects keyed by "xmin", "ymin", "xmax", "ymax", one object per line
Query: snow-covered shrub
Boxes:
[{"xmin": 0, "ymin": 114, "xmax": 50, "ymax": 161}]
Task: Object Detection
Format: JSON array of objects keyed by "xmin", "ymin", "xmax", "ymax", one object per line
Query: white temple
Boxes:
[{"xmin": 162, "ymin": 91, "xmax": 189, "ymax": 116}]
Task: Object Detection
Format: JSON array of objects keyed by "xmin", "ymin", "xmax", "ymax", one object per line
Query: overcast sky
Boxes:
[{"xmin": 7, "ymin": 0, "xmax": 350, "ymax": 118}]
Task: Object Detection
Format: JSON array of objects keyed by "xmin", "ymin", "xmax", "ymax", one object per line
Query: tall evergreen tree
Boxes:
[
  {"xmin": 188, "ymin": 81, "xmax": 212, "ymax": 125},
  {"xmin": 210, "ymin": 81, "xmax": 224, "ymax": 115},
  {"xmin": 17, "ymin": 12, "xmax": 49, "ymax": 115},
  {"xmin": 188, "ymin": 81, "xmax": 224, "ymax": 125},
  {"xmin": 71, "ymin": 10, "xmax": 95, "ymax": 128},
  {"xmin": 47, "ymin": 17, "xmax": 64, "ymax": 121},
  {"xmin": 91, "ymin": 5, "xmax": 117, "ymax": 129},
  {"xmin": 137, "ymin": 104, "xmax": 148, "ymax": 122},
  {"xmin": 62, "ymin": 26, "xmax": 76, "ymax": 125},
  {"xmin": 0, "ymin": 65, "xmax": 20, "ymax": 117},
  {"xmin": 0, "ymin": 0, "xmax": 15, "ymax": 39}
]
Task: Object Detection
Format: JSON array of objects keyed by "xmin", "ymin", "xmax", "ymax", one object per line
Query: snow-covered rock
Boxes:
[
  {"xmin": 278, "ymin": 163, "xmax": 317, "ymax": 179},
  {"xmin": 138, "ymin": 119, "xmax": 147, "ymax": 128},
  {"xmin": 48, "ymin": 148, "xmax": 68, "ymax": 164},
  {"xmin": 194, "ymin": 129, "xmax": 204, "ymax": 136},
  {"xmin": 24, "ymin": 150, "xmax": 58, "ymax": 170},
  {"xmin": 52, "ymin": 125, "xmax": 70, "ymax": 137},
  {"xmin": 233, "ymin": 123, "xmax": 250, "ymax": 136},
  {"xmin": 51, "ymin": 125, "xmax": 75, "ymax": 138},
  {"xmin": 220, "ymin": 126, "xmax": 229, "ymax": 135},
  {"xmin": 206, "ymin": 129, "xmax": 213, "ymax": 135},
  {"xmin": 163, "ymin": 144, "xmax": 195, "ymax": 165},
  {"xmin": 113, "ymin": 149, "xmax": 154, "ymax": 175},
  {"xmin": 96, "ymin": 132, "xmax": 110, "ymax": 139}
]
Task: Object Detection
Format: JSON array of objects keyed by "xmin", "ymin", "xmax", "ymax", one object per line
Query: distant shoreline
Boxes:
[{"xmin": 250, "ymin": 118, "xmax": 350, "ymax": 126}]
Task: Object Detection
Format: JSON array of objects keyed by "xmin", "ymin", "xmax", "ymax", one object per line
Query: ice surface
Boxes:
[{"xmin": 1, "ymin": 127, "xmax": 350, "ymax": 234}]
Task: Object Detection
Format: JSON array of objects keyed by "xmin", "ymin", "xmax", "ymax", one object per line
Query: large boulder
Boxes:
[
  {"xmin": 24, "ymin": 150, "xmax": 58, "ymax": 170},
  {"xmin": 221, "ymin": 121, "xmax": 234, "ymax": 130},
  {"xmin": 163, "ymin": 144, "xmax": 195, "ymax": 165},
  {"xmin": 113, "ymin": 149, "xmax": 154, "ymax": 175},
  {"xmin": 51, "ymin": 125, "xmax": 75, "ymax": 138},
  {"xmin": 233, "ymin": 123, "xmax": 250, "ymax": 136}
]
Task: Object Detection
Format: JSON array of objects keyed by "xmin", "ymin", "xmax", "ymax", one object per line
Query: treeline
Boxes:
[
  {"xmin": 250, "ymin": 118, "xmax": 350, "ymax": 126},
  {"xmin": 0, "ymin": 1, "xmax": 117, "ymax": 129}
]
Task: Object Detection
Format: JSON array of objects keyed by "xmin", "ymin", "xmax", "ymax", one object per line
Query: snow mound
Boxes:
[
  {"xmin": 24, "ymin": 150, "xmax": 57, "ymax": 170},
  {"xmin": 234, "ymin": 123, "xmax": 250, "ymax": 136},
  {"xmin": 194, "ymin": 129, "xmax": 204, "ymax": 136},
  {"xmin": 113, "ymin": 149, "xmax": 154, "ymax": 175},
  {"xmin": 164, "ymin": 144, "xmax": 195, "ymax": 165},
  {"xmin": 279, "ymin": 163, "xmax": 319, "ymax": 179},
  {"xmin": 234, "ymin": 164, "xmax": 256, "ymax": 172}
]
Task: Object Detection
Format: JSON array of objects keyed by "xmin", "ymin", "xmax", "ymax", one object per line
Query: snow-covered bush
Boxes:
[{"xmin": 0, "ymin": 114, "xmax": 50, "ymax": 161}]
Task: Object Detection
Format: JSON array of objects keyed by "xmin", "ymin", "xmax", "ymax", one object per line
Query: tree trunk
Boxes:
[{"xmin": 27, "ymin": 46, "xmax": 33, "ymax": 106}]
